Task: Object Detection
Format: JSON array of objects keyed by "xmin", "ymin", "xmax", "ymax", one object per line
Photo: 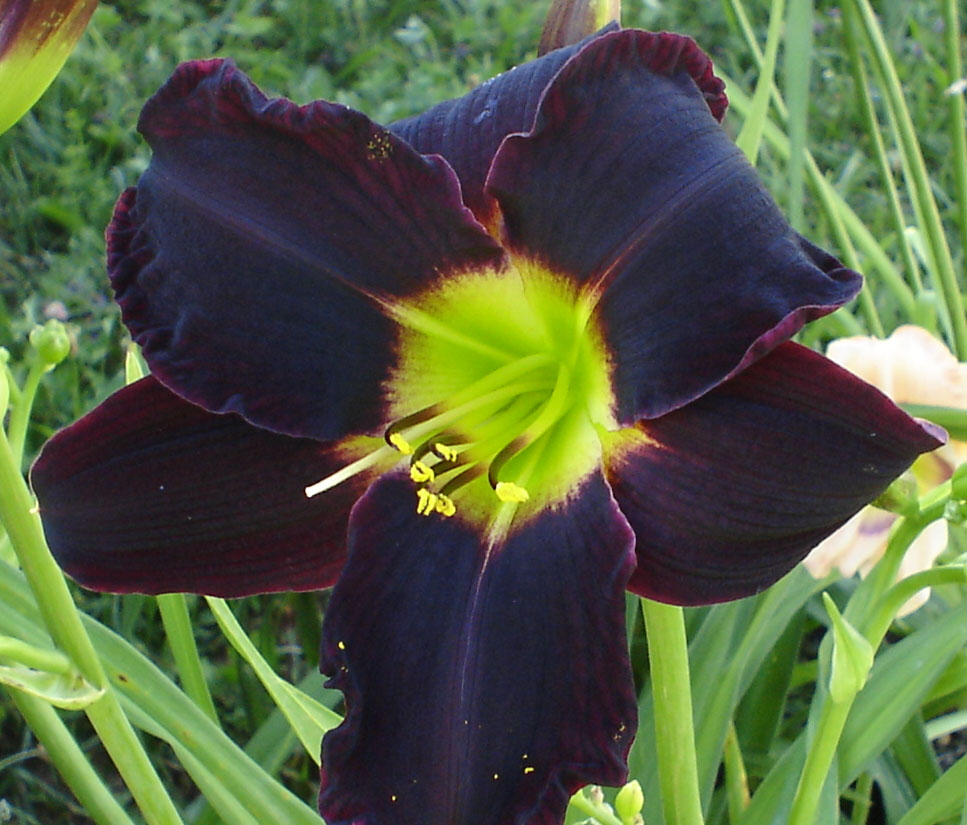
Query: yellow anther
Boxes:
[
  {"xmin": 523, "ymin": 766, "xmax": 535, "ymax": 775},
  {"xmin": 389, "ymin": 432, "xmax": 413, "ymax": 454},
  {"xmin": 435, "ymin": 494, "xmax": 456, "ymax": 517},
  {"xmin": 434, "ymin": 443, "xmax": 458, "ymax": 462},
  {"xmin": 410, "ymin": 460, "xmax": 435, "ymax": 483},
  {"xmin": 416, "ymin": 488, "xmax": 439, "ymax": 516},
  {"xmin": 495, "ymin": 481, "xmax": 529, "ymax": 502}
]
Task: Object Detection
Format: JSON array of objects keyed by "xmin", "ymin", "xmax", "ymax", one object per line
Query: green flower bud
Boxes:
[
  {"xmin": 823, "ymin": 593, "xmax": 874, "ymax": 704},
  {"xmin": 870, "ymin": 472, "xmax": 919, "ymax": 517},
  {"xmin": 29, "ymin": 319, "xmax": 71, "ymax": 367},
  {"xmin": 614, "ymin": 780, "xmax": 644, "ymax": 825}
]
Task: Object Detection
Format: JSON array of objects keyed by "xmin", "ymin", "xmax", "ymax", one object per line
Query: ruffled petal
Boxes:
[
  {"xmin": 31, "ymin": 377, "xmax": 392, "ymax": 596},
  {"xmin": 602, "ymin": 343, "xmax": 946, "ymax": 605},
  {"xmin": 390, "ymin": 25, "xmax": 623, "ymax": 227},
  {"xmin": 111, "ymin": 59, "xmax": 506, "ymax": 442},
  {"xmin": 319, "ymin": 471, "xmax": 636, "ymax": 825},
  {"xmin": 486, "ymin": 30, "xmax": 859, "ymax": 422}
]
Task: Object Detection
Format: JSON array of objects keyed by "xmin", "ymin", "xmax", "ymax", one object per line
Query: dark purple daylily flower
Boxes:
[{"xmin": 31, "ymin": 29, "xmax": 942, "ymax": 825}]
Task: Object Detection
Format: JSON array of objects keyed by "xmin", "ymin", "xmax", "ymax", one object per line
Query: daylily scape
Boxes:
[{"xmin": 31, "ymin": 28, "xmax": 943, "ymax": 825}]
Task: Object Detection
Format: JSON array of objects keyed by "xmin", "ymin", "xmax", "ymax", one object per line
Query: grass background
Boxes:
[{"xmin": 1, "ymin": 0, "xmax": 965, "ymax": 822}]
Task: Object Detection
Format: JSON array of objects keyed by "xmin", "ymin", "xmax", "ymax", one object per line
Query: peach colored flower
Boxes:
[{"xmin": 804, "ymin": 326, "xmax": 965, "ymax": 615}]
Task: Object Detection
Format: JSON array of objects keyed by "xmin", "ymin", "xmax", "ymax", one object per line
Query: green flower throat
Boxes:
[{"xmin": 307, "ymin": 263, "xmax": 615, "ymax": 527}]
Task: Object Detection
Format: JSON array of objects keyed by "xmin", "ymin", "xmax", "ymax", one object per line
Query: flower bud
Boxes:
[
  {"xmin": 823, "ymin": 593, "xmax": 874, "ymax": 704},
  {"xmin": 29, "ymin": 319, "xmax": 71, "ymax": 367},
  {"xmin": 0, "ymin": 0, "xmax": 99, "ymax": 134},
  {"xmin": 538, "ymin": 0, "xmax": 620, "ymax": 55},
  {"xmin": 614, "ymin": 780, "xmax": 644, "ymax": 825},
  {"xmin": 870, "ymin": 472, "xmax": 919, "ymax": 516}
]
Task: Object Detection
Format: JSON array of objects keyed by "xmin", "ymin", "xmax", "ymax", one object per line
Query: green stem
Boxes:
[
  {"xmin": 849, "ymin": 772, "xmax": 875, "ymax": 825},
  {"xmin": 641, "ymin": 598, "xmax": 705, "ymax": 825},
  {"xmin": 5, "ymin": 686, "xmax": 137, "ymax": 825},
  {"xmin": 157, "ymin": 594, "xmax": 219, "ymax": 722},
  {"xmin": 0, "ymin": 425, "xmax": 185, "ymax": 825},
  {"xmin": 6, "ymin": 358, "xmax": 46, "ymax": 469},
  {"xmin": 788, "ymin": 693, "xmax": 853, "ymax": 825},
  {"xmin": 0, "ymin": 635, "xmax": 71, "ymax": 673}
]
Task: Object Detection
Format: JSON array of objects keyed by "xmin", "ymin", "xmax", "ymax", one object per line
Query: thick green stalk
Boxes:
[
  {"xmin": 5, "ymin": 687, "xmax": 137, "ymax": 825},
  {"xmin": 0, "ymin": 426, "xmax": 185, "ymax": 825},
  {"xmin": 641, "ymin": 598, "xmax": 704, "ymax": 825},
  {"xmin": 788, "ymin": 695, "xmax": 852, "ymax": 825}
]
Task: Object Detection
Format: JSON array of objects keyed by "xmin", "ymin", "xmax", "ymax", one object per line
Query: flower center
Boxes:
[{"xmin": 306, "ymin": 261, "xmax": 614, "ymax": 526}]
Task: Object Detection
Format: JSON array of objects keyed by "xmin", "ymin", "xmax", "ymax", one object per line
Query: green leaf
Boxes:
[
  {"xmin": 896, "ymin": 752, "xmax": 967, "ymax": 825},
  {"xmin": 838, "ymin": 604, "xmax": 967, "ymax": 785},
  {"xmin": 207, "ymin": 596, "xmax": 341, "ymax": 765},
  {"xmin": 0, "ymin": 663, "xmax": 104, "ymax": 709}
]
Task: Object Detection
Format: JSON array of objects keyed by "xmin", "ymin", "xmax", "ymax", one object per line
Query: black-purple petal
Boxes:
[
  {"xmin": 485, "ymin": 29, "xmax": 859, "ymax": 422},
  {"xmin": 110, "ymin": 59, "xmax": 505, "ymax": 442},
  {"xmin": 31, "ymin": 377, "xmax": 387, "ymax": 596},
  {"xmin": 603, "ymin": 342, "xmax": 945, "ymax": 605},
  {"xmin": 319, "ymin": 471, "xmax": 637, "ymax": 825}
]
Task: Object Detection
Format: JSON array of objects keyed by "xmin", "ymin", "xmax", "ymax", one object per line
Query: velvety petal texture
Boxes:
[
  {"xmin": 319, "ymin": 471, "xmax": 637, "ymax": 825},
  {"xmin": 110, "ymin": 59, "xmax": 506, "ymax": 442},
  {"xmin": 603, "ymin": 342, "xmax": 946, "ymax": 605},
  {"xmin": 31, "ymin": 377, "xmax": 388, "ymax": 596},
  {"xmin": 486, "ymin": 30, "xmax": 860, "ymax": 422}
]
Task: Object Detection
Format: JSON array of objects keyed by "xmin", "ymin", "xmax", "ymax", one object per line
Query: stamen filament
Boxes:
[
  {"xmin": 488, "ymin": 363, "xmax": 573, "ymax": 490},
  {"xmin": 385, "ymin": 352, "xmax": 555, "ymax": 448},
  {"xmin": 304, "ymin": 444, "xmax": 396, "ymax": 498}
]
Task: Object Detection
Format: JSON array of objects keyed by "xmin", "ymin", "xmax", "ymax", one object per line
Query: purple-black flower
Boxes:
[{"xmin": 31, "ymin": 29, "xmax": 943, "ymax": 825}]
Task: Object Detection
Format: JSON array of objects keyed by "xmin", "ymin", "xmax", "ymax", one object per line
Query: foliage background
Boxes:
[{"xmin": 1, "ymin": 0, "xmax": 966, "ymax": 823}]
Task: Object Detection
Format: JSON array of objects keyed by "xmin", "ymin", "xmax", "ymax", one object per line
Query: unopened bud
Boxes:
[
  {"xmin": 538, "ymin": 0, "xmax": 620, "ymax": 55},
  {"xmin": 614, "ymin": 780, "xmax": 644, "ymax": 825},
  {"xmin": 29, "ymin": 320, "xmax": 71, "ymax": 367},
  {"xmin": 870, "ymin": 473, "xmax": 919, "ymax": 517},
  {"xmin": 823, "ymin": 593, "xmax": 874, "ymax": 703}
]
